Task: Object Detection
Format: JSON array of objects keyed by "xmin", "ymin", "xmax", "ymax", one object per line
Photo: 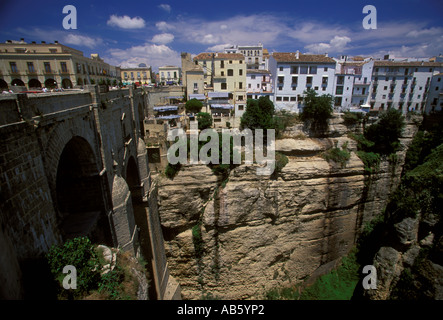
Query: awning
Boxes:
[
  {"xmin": 167, "ymin": 96, "xmax": 183, "ymax": 99},
  {"xmin": 153, "ymin": 106, "xmax": 178, "ymax": 112},
  {"xmin": 155, "ymin": 115, "xmax": 182, "ymax": 120},
  {"xmin": 189, "ymin": 94, "xmax": 206, "ymax": 100},
  {"xmin": 210, "ymin": 104, "xmax": 233, "ymax": 110},
  {"xmin": 208, "ymin": 92, "xmax": 229, "ymax": 98}
]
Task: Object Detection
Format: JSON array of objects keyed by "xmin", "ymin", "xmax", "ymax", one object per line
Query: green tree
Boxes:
[
  {"xmin": 185, "ymin": 98, "xmax": 203, "ymax": 114},
  {"xmin": 240, "ymin": 96, "xmax": 275, "ymax": 130},
  {"xmin": 300, "ymin": 88, "xmax": 333, "ymax": 133},
  {"xmin": 364, "ymin": 108, "xmax": 405, "ymax": 155},
  {"xmin": 197, "ymin": 112, "xmax": 213, "ymax": 130}
]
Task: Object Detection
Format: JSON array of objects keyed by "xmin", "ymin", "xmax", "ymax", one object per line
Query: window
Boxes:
[
  {"xmin": 438, "ymin": 78, "xmax": 441, "ymax": 82},
  {"xmin": 251, "ymin": 75, "xmax": 256, "ymax": 80},
  {"xmin": 335, "ymin": 87, "xmax": 343, "ymax": 94},
  {"xmin": 277, "ymin": 76, "xmax": 284, "ymax": 85},
  {"xmin": 314, "ymin": 86, "xmax": 318, "ymax": 90},
  {"xmin": 194, "ymin": 83, "xmax": 198, "ymax": 89},
  {"xmin": 306, "ymin": 76, "xmax": 313, "ymax": 85},
  {"xmin": 124, "ymin": 72, "xmax": 128, "ymax": 78},
  {"xmin": 239, "ymin": 69, "xmax": 243, "ymax": 76},
  {"xmin": 238, "ymin": 82, "xmax": 243, "ymax": 89},
  {"xmin": 248, "ymin": 83, "xmax": 252, "ymax": 89},
  {"xmin": 9, "ymin": 62, "xmax": 18, "ymax": 73},
  {"xmin": 238, "ymin": 105, "xmax": 244, "ymax": 110},
  {"xmin": 229, "ymin": 60, "xmax": 233, "ymax": 64},
  {"xmin": 276, "ymin": 96, "xmax": 282, "ymax": 101},
  {"xmin": 279, "ymin": 66, "xmax": 283, "ymax": 71},
  {"xmin": 290, "ymin": 97, "xmax": 296, "ymax": 101},
  {"xmin": 337, "ymin": 76, "xmax": 344, "ymax": 85},
  {"xmin": 239, "ymin": 60, "xmax": 243, "ymax": 64},
  {"xmin": 291, "ymin": 66, "xmax": 298, "ymax": 74},
  {"xmin": 322, "ymin": 77, "xmax": 328, "ymax": 85},
  {"xmin": 309, "ymin": 66, "xmax": 317, "ymax": 74},
  {"xmin": 335, "ymin": 97, "xmax": 342, "ymax": 106},
  {"xmin": 382, "ymin": 95, "xmax": 386, "ymax": 99},
  {"xmin": 221, "ymin": 82, "xmax": 227, "ymax": 90},
  {"xmin": 174, "ymin": 72, "xmax": 177, "ymax": 78},
  {"xmin": 292, "ymin": 76, "xmax": 298, "ymax": 85},
  {"xmin": 384, "ymin": 86, "xmax": 388, "ymax": 90},
  {"xmin": 60, "ymin": 62, "xmax": 67, "ymax": 73},
  {"xmin": 300, "ymin": 66, "xmax": 308, "ymax": 74},
  {"xmin": 436, "ymin": 87, "xmax": 440, "ymax": 91},
  {"xmin": 221, "ymin": 71, "xmax": 224, "ymax": 76},
  {"xmin": 220, "ymin": 61, "xmax": 224, "ymax": 68},
  {"xmin": 238, "ymin": 95, "xmax": 244, "ymax": 101},
  {"xmin": 283, "ymin": 97, "xmax": 289, "ymax": 101},
  {"xmin": 27, "ymin": 62, "xmax": 35, "ymax": 73},
  {"xmin": 44, "ymin": 62, "xmax": 51, "ymax": 73},
  {"xmin": 137, "ymin": 72, "xmax": 141, "ymax": 78},
  {"xmin": 324, "ymin": 67, "xmax": 328, "ymax": 72},
  {"xmin": 228, "ymin": 69, "xmax": 234, "ymax": 76}
]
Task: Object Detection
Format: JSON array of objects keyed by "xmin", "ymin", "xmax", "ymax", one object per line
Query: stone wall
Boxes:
[
  {"xmin": 156, "ymin": 114, "xmax": 420, "ymax": 299},
  {"xmin": 0, "ymin": 87, "xmax": 179, "ymax": 299}
]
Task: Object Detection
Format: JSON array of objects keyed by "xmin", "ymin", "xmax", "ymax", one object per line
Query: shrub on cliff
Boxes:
[{"xmin": 300, "ymin": 88, "xmax": 333, "ymax": 134}]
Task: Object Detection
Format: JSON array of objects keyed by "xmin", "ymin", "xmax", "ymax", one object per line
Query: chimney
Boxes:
[
  {"xmin": 296, "ymin": 50, "xmax": 299, "ymax": 59},
  {"xmin": 54, "ymin": 40, "xmax": 58, "ymax": 44},
  {"xmin": 41, "ymin": 41, "xmax": 46, "ymax": 44}
]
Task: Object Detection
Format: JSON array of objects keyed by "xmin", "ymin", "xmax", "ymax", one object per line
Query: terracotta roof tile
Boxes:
[
  {"xmin": 373, "ymin": 60, "xmax": 443, "ymax": 67},
  {"xmin": 194, "ymin": 52, "xmax": 245, "ymax": 61}
]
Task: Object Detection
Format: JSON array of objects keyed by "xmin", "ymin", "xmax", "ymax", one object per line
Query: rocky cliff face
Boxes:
[{"xmin": 156, "ymin": 115, "xmax": 420, "ymax": 299}]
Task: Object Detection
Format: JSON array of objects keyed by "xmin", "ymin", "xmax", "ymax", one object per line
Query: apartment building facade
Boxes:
[
  {"xmin": 246, "ymin": 69, "xmax": 273, "ymax": 100},
  {"xmin": 193, "ymin": 52, "xmax": 247, "ymax": 117},
  {"xmin": 370, "ymin": 60, "xmax": 442, "ymax": 113},
  {"xmin": 121, "ymin": 64, "xmax": 152, "ymax": 86},
  {"xmin": 425, "ymin": 73, "xmax": 443, "ymax": 114},
  {"xmin": 159, "ymin": 65, "xmax": 181, "ymax": 85},
  {"xmin": 224, "ymin": 43, "xmax": 268, "ymax": 70},
  {"xmin": 333, "ymin": 57, "xmax": 374, "ymax": 111},
  {"xmin": 0, "ymin": 39, "xmax": 120, "ymax": 91},
  {"xmin": 268, "ymin": 51, "xmax": 336, "ymax": 112}
]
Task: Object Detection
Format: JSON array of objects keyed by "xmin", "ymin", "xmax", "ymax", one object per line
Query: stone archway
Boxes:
[
  {"xmin": 61, "ymin": 78, "xmax": 73, "ymax": 89},
  {"xmin": 56, "ymin": 136, "xmax": 113, "ymax": 245},
  {"xmin": 28, "ymin": 79, "xmax": 42, "ymax": 89},
  {"xmin": 44, "ymin": 78, "xmax": 57, "ymax": 89},
  {"xmin": 0, "ymin": 79, "xmax": 9, "ymax": 90},
  {"xmin": 11, "ymin": 79, "xmax": 25, "ymax": 87}
]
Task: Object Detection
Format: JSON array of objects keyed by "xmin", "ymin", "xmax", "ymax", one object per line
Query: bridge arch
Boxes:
[{"xmin": 55, "ymin": 136, "xmax": 113, "ymax": 245}]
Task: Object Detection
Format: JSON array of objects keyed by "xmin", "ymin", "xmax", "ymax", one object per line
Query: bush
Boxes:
[
  {"xmin": 46, "ymin": 237, "xmax": 101, "ymax": 298},
  {"xmin": 342, "ymin": 111, "xmax": 364, "ymax": 125},
  {"xmin": 240, "ymin": 97, "xmax": 275, "ymax": 130},
  {"xmin": 356, "ymin": 151, "xmax": 380, "ymax": 173},
  {"xmin": 197, "ymin": 112, "xmax": 213, "ymax": 130},
  {"xmin": 165, "ymin": 162, "xmax": 182, "ymax": 179},
  {"xmin": 322, "ymin": 141, "xmax": 351, "ymax": 168},
  {"xmin": 275, "ymin": 152, "xmax": 289, "ymax": 173}
]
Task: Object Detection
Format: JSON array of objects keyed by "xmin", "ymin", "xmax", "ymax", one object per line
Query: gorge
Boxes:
[{"xmin": 155, "ymin": 113, "xmax": 423, "ymax": 299}]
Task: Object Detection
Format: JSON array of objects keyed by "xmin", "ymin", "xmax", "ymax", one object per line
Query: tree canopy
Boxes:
[
  {"xmin": 240, "ymin": 96, "xmax": 275, "ymax": 130},
  {"xmin": 185, "ymin": 98, "xmax": 203, "ymax": 114},
  {"xmin": 196, "ymin": 112, "xmax": 213, "ymax": 130},
  {"xmin": 300, "ymin": 88, "xmax": 333, "ymax": 133}
]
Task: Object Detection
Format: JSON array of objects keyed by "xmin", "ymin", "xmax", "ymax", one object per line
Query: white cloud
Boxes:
[
  {"xmin": 156, "ymin": 21, "xmax": 175, "ymax": 32},
  {"xmin": 151, "ymin": 33, "xmax": 174, "ymax": 44},
  {"xmin": 206, "ymin": 43, "xmax": 233, "ymax": 52},
  {"xmin": 305, "ymin": 35, "xmax": 351, "ymax": 54},
  {"xmin": 63, "ymin": 34, "xmax": 103, "ymax": 49},
  {"xmin": 158, "ymin": 4, "xmax": 171, "ymax": 13},
  {"xmin": 106, "ymin": 43, "xmax": 180, "ymax": 72},
  {"xmin": 107, "ymin": 15, "xmax": 146, "ymax": 29}
]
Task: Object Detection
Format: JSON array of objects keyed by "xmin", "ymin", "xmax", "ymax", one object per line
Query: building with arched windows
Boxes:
[{"xmin": 0, "ymin": 39, "xmax": 121, "ymax": 91}]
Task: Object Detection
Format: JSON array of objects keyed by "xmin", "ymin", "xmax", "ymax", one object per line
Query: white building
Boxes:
[
  {"xmin": 425, "ymin": 73, "xmax": 443, "ymax": 114},
  {"xmin": 246, "ymin": 69, "xmax": 273, "ymax": 100},
  {"xmin": 333, "ymin": 56, "xmax": 374, "ymax": 111},
  {"xmin": 268, "ymin": 51, "xmax": 336, "ymax": 112},
  {"xmin": 159, "ymin": 65, "xmax": 181, "ymax": 85},
  {"xmin": 370, "ymin": 60, "xmax": 442, "ymax": 113},
  {"xmin": 224, "ymin": 44, "xmax": 268, "ymax": 70}
]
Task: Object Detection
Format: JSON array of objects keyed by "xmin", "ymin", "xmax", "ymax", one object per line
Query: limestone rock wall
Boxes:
[{"xmin": 156, "ymin": 115, "xmax": 420, "ymax": 299}]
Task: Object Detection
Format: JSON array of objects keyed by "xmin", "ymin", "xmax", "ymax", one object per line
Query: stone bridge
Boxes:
[{"xmin": 0, "ymin": 86, "xmax": 180, "ymax": 299}]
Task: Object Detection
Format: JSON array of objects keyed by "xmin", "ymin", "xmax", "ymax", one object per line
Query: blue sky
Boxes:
[{"xmin": 0, "ymin": 0, "xmax": 442, "ymax": 71}]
